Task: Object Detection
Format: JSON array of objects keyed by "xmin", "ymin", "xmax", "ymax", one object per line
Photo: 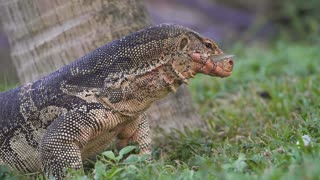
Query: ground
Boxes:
[{"xmin": 1, "ymin": 39, "xmax": 320, "ymax": 179}]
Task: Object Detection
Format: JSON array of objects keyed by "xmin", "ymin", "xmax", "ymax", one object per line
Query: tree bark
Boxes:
[
  {"xmin": 0, "ymin": 0, "xmax": 203, "ymax": 136},
  {"xmin": 0, "ymin": 24, "xmax": 18, "ymax": 85}
]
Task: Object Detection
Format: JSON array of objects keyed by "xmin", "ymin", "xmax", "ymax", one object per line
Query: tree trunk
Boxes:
[
  {"xmin": 0, "ymin": 0, "xmax": 203, "ymax": 136},
  {"xmin": 0, "ymin": 24, "xmax": 18, "ymax": 85}
]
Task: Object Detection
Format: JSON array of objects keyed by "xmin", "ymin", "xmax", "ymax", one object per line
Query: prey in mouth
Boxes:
[{"xmin": 191, "ymin": 53, "xmax": 234, "ymax": 78}]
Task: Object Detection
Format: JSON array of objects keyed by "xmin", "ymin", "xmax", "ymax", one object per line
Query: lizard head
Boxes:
[{"xmin": 171, "ymin": 30, "xmax": 234, "ymax": 79}]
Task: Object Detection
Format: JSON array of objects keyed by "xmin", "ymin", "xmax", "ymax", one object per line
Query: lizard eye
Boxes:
[{"xmin": 204, "ymin": 42, "xmax": 213, "ymax": 49}]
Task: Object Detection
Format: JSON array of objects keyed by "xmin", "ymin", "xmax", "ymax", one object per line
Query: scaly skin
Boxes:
[{"xmin": 0, "ymin": 24, "xmax": 233, "ymax": 178}]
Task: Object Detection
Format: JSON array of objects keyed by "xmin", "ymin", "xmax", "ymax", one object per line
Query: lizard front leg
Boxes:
[
  {"xmin": 116, "ymin": 113, "xmax": 151, "ymax": 154},
  {"xmin": 39, "ymin": 106, "xmax": 109, "ymax": 178}
]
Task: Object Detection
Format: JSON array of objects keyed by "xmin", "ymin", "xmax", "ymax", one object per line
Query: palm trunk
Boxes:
[{"xmin": 0, "ymin": 0, "xmax": 203, "ymax": 136}]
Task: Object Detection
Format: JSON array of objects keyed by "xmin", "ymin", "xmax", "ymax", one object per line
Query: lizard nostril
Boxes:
[{"xmin": 228, "ymin": 59, "xmax": 233, "ymax": 66}]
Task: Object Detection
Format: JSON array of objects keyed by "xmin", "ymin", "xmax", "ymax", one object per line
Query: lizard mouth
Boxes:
[{"xmin": 191, "ymin": 53, "xmax": 234, "ymax": 78}]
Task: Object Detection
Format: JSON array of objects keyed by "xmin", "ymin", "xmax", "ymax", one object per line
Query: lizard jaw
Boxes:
[{"xmin": 190, "ymin": 53, "xmax": 234, "ymax": 78}]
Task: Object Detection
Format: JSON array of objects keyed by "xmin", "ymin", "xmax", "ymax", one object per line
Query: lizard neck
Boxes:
[{"xmin": 98, "ymin": 63, "xmax": 185, "ymax": 116}]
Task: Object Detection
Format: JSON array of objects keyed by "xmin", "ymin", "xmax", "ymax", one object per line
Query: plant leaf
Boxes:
[
  {"xmin": 102, "ymin": 151, "xmax": 116, "ymax": 161},
  {"xmin": 106, "ymin": 167, "xmax": 124, "ymax": 178},
  {"xmin": 123, "ymin": 154, "xmax": 139, "ymax": 164},
  {"xmin": 94, "ymin": 161, "xmax": 106, "ymax": 180},
  {"xmin": 117, "ymin": 146, "xmax": 136, "ymax": 161}
]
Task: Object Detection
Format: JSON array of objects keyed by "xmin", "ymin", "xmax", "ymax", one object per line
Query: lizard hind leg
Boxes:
[{"xmin": 116, "ymin": 113, "xmax": 151, "ymax": 155}]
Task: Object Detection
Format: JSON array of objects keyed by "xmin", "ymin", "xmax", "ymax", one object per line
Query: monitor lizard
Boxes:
[{"xmin": 0, "ymin": 24, "xmax": 234, "ymax": 178}]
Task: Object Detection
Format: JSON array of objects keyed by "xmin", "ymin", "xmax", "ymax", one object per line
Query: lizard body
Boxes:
[{"xmin": 0, "ymin": 24, "xmax": 233, "ymax": 178}]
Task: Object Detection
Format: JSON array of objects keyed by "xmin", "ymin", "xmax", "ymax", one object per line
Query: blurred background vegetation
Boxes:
[
  {"xmin": 145, "ymin": 0, "xmax": 320, "ymax": 44},
  {"xmin": 1, "ymin": 0, "xmax": 319, "ymax": 84}
]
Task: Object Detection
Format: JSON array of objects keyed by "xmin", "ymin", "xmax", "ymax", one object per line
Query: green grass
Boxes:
[{"xmin": 1, "ymin": 40, "xmax": 320, "ymax": 179}]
